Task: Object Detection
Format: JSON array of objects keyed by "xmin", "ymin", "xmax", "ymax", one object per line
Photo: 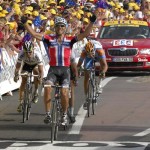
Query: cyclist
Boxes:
[
  {"xmin": 77, "ymin": 39, "xmax": 108, "ymax": 110},
  {"xmin": 14, "ymin": 41, "xmax": 44, "ymax": 112},
  {"xmin": 21, "ymin": 9, "xmax": 98, "ymax": 124}
]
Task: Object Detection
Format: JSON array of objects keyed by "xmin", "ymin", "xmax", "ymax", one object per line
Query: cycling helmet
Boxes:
[
  {"xmin": 54, "ymin": 16, "xmax": 68, "ymax": 27},
  {"xmin": 85, "ymin": 41, "xmax": 94, "ymax": 53},
  {"xmin": 23, "ymin": 41, "xmax": 34, "ymax": 52}
]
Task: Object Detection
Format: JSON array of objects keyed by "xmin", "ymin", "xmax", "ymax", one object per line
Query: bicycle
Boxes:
[
  {"xmin": 19, "ymin": 72, "xmax": 39, "ymax": 123},
  {"xmin": 44, "ymin": 83, "xmax": 64, "ymax": 143},
  {"xmin": 86, "ymin": 65, "xmax": 99, "ymax": 117}
]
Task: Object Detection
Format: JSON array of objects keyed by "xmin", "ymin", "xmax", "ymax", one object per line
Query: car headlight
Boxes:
[{"xmin": 140, "ymin": 49, "xmax": 150, "ymax": 55}]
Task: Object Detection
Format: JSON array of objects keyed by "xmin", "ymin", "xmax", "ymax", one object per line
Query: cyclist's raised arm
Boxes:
[
  {"xmin": 24, "ymin": 22, "xmax": 43, "ymax": 41},
  {"xmin": 77, "ymin": 9, "xmax": 99, "ymax": 41}
]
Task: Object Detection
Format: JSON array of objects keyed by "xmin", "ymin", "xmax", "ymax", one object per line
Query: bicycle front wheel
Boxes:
[
  {"xmin": 92, "ymin": 85, "xmax": 96, "ymax": 115},
  {"xmin": 92, "ymin": 76, "xmax": 98, "ymax": 115},
  {"xmin": 87, "ymin": 80, "xmax": 93, "ymax": 117},
  {"xmin": 26, "ymin": 103, "xmax": 31, "ymax": 120},
  {"xmin": 54, "ymin": 110, "xmax": 59, "ymax": 140},
  {"xmin": 26, "ymin": 84, "xmax": 33, "ymax": 120},
  {"xmin": 22, "ymin": 99, "xmax": 27, "ymax": 123},
  {"xmin": 51, "ymin": 101, "xmax": 57, "ymax": 143}
]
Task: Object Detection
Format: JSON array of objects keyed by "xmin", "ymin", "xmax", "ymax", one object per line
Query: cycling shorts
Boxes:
[
  {"xmin": 22, "ymin": 63, "xmax": 37, "ymax": 73},
  {"xmin": 46, "ymin": 66, "xmax": 70, "ymax": 88}
]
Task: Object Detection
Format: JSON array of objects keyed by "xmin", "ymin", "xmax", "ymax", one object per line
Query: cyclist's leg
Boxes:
[
  {"xmin": 97, "ymin": 66, "xmax": 103, "ymax": 94},
  {"xmin": 32, "ymin": 66, "xmax": 39, "ymax": 103},
  {"xmin": 60, "ymin": 67, "xmax": 70, "ymax": 124},
  {"xmin": 43, "ymin": 67, "xmax": 56, "ymax": 124},
  {"xmin": 61, "ymin": 87, "xmax": 69, "ymax": 113},
  {"xmin": 97, "ymin": 77, "xmax": 103, "ymax": 94},
  {"xmin": 17, "ymin": 63, "xmax": 31, "ymax": 112},
  {"xmin": 68, "ymin": 66, "xmax": 76, "ymax": 123},
  {"xmin": 18, "ymin": 73, "xmax": 27, "ymax": 112},
  {"xmin": 69, "ymin": 80, "xmax": 76, "ymax": 122}
]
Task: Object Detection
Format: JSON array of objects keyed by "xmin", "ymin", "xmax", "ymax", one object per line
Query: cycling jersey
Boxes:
[
  {"xmin": 42, "ymin": 34, "xmax": 78, "ymax": 67},
  {"xmin": 17, "ymin": 50, "xmax": 43, "ymax": 66},
  {"xmin": 78, "ymin": 40, "xmax": 106, "ymax": 69}
]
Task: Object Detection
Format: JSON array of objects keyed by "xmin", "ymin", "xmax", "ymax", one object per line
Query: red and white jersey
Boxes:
[{"xmin": 42, "ymin": 34, "xmax": 77, "ymax": 67}]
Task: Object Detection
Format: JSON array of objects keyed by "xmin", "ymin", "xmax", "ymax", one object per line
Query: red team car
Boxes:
[{"xmin": 96, "ymin": 20, "xmax": 150, "ymax": 71}]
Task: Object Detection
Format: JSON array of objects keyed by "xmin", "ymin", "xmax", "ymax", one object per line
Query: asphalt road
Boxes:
[{"xmin": 1, "ymin": 72, "xmax": 150, "ymax": 150}]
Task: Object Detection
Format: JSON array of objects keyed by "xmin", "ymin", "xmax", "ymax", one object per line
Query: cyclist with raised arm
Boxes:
[
  {"xmin": 77, "ymin": 39, "xmax": 108, "ymax": 110},
  {"xmin": 14, "ymin": 41, "xmax": 44, "ymax": 112},
  {"xmin": 21, "ymin": 9, "xmax": 98, "ymax": 125}
]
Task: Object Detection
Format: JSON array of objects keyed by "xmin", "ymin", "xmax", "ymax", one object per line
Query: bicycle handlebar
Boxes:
[
  {"xmin": 44, "ymin": 84, "xmax": 63, "ymax": 88},
  {"xmin": 19, "ymin": 72, "xmax": 39, "ymax": 77}
]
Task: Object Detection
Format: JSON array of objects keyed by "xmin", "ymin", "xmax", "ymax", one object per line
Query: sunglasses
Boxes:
[
  {"xmin": 55, "ymin": 24, "xmax": 65, "ymax": 27},
  {"xmin": 43, "ymin": 10, "xmax": 48, "ymax": 12},
  {"xmin": 25, "ymin": 51, "xmax": 32, "ymax": 54}
]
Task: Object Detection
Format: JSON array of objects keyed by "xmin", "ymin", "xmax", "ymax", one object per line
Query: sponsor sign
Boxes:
[
  {"xmin": 113, "ymin": 40, "xmax": 133, "ymax": 46},
  {"xmin": 113, "ymin": 57, "xmax": 133, "ymax": 62}
]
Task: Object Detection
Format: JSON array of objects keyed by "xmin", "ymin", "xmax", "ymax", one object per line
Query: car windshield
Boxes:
[{"xmin": 98, "ymin": 26, "xmax": 150, "ymax": 39}]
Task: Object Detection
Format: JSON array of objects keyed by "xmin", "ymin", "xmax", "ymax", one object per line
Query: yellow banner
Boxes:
[{"xmin": 104, "ymin": 20, "xmax": 148, "ymax": 26}]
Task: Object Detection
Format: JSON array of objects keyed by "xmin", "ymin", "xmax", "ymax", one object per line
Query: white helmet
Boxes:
[{"xmin": 54, "ymin": 17, "xmax": 68, "ymax": 27}]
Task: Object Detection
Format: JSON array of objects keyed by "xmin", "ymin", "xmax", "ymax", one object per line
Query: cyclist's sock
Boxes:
[
  {"xmin": 63, "ymin": 112, "xmax": 67, "ymax": 116},
  {"xmin": 70, "ymin": 107, "xmax": 74, "ymax": 116},
  {"xmin": 46, "ymin": 111, "xmax": 51, "ymax": 116},
  {"xmin": 34, "ymin": 89, "xmax": 39, "ymax": 96}
]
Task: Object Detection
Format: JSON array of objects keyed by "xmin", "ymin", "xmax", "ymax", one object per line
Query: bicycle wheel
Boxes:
[
  {"xmin": 92, "ymin": 76, "xmax": 98, "ymax": 115},
  {"xmin": 87, "ymin": 80, "xmax": 93, "ymax": 117},
  {"xmin": 51, "ymin": 101, "xmax": 57, "ymax": 143},
  {"xmin": 22, "ymin": 91, "xmax": 28, "ymax": 123},
  {"xmin": 26, "ymin": 103, "xmax": 31, "ymax": 120},
  {"xmin": 26, "ymin": 83, "xmax": 32, "ymax": 120},
  {"xmin": 54, "ymin": 104, "xmax": 60, "ymax": 140}
]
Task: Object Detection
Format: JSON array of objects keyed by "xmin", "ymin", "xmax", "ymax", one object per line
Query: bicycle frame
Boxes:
[
  {"xmin": 20, "ymin": 72, "xmax": 38, "ymax": 123},
  {"xmin": 86, "ymin": 61, "xmax": 99, "ymax": 117}
]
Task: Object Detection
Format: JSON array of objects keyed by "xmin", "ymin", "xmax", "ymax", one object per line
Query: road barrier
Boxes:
[{"xmin": 0, "ymin": 42, "xmax": 49, "ymax": 99}]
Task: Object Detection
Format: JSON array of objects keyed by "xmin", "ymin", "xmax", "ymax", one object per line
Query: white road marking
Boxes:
[
  {"xmin": 101, "ymin": 77, "xmax": 117, "ymax": 87},
  {"xmin": 68, "ymin": 105, "xmax": 87, "ymax": 134},
  {"xmin": 2, "ymin": 141, "xmax": 149, "ymax": 150},
  {"xmin": 134, "ymin": 128, "xmax": 150, "ymax": 136},
  {"xmin": 68, "ymin": 77, "xmax": 117, "ymax": 135}
]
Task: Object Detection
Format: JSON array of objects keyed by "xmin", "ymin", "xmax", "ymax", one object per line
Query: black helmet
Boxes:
[{"xmin": 23, "ymin": 41, "xmax": 34, "ymax": 52}]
